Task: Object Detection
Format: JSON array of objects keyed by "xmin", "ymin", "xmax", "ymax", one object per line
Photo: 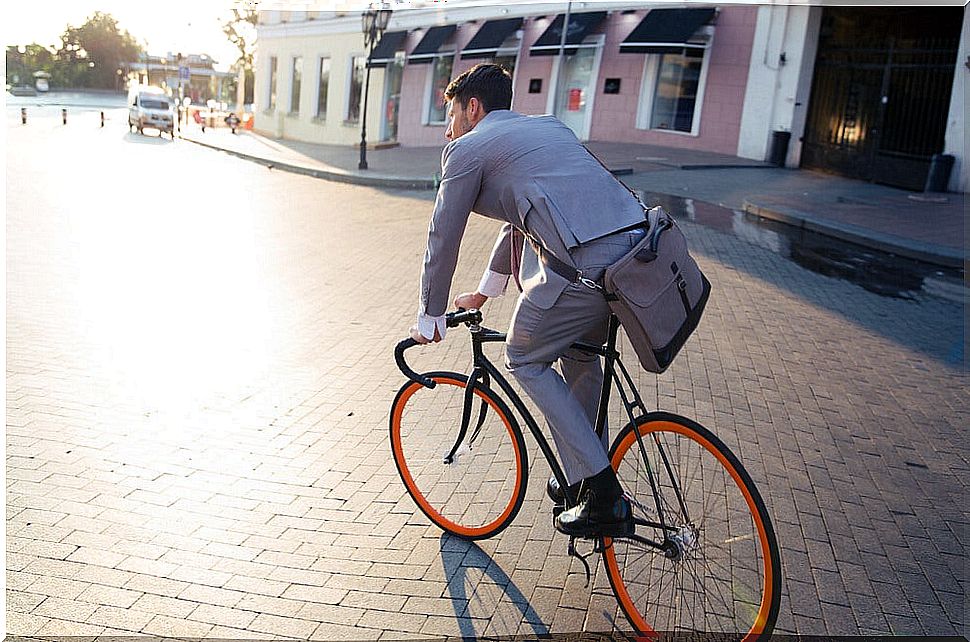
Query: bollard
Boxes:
[
  {"xmin": 62, "ymin": 108, "xmax": 67, "ymax": 125},
  {"xmin": 100, "ymin": 111, "xmax": 105, "ymax": 128},
  {"xmin": 21, "ymin": 107, "xmax": 27, "ymax": 125}
]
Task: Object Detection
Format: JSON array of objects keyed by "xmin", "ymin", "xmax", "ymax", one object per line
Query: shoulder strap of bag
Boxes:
[
  {"xmin": 532, "ymin": 146, "xmax": 653, "ymax": 288},
  {"xmin": 583, "ymin": 145, "xmax": 650, "ymax": 211}
]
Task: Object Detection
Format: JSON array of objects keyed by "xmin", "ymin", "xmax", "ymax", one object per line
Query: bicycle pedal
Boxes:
[{"xmin": 552, "ymin": 502, "xmax": 566, "ymax": 519}]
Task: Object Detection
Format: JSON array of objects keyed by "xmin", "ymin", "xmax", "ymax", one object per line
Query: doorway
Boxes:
[
  {"xmin": 381, "ymin": 55, "xmax": 404, "ymax": 142},
  {"xmin": 801, "ymin": 6, "xmax": 962, "ymax": 190},
  {"xmin": 551, "ymin": 40, "xmax": 602, "ymax": 141}
]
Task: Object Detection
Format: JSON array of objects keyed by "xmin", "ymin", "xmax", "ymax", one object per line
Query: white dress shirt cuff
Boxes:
[
  {"xmin": 477, "ymin": 270, "xmax": 510, "ymax": 298},
  {"xmin": 417, "ymin": 309, "xmax": 447, "ymax": 341}
]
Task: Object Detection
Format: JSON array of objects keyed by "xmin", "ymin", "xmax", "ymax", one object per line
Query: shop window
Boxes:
[
  {"xmin": 426, "ymin": 54, "xmax": 454, "ymax": 124},
  {"xmin": 638, "ymin": 48, "xmax": 708, "ymax": 134},
  {"xmin": 491, "ymin": 54, "xmax": 517, "ymax": 79}
]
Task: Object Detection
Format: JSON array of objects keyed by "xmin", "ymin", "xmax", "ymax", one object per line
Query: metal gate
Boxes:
[{"xmin": 801, "ymin": 7, "xmax": 962, "ymax": 191}]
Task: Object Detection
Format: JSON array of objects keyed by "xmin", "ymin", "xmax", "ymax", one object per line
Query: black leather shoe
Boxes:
[
  {"xmin": 554, "ymin": 466, "xmax": 633, "ymax": 538},
  {"xmin": 546, "ymin": 475, "xmax": 583, "ymax": 505},
  {"xmin": 555, "ymin": 490, "xmax": 634, "ymax": 538}
]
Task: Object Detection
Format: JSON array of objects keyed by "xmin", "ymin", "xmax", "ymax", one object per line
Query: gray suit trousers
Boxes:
[{"xmin": 505, "ymin": 229, "xmax": 645, "ymax": 484}]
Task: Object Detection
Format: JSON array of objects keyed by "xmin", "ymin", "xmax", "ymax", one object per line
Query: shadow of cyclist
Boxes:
[{"xmin": 439, "ymin": 533, "xmax": 550, "ymax": 638}]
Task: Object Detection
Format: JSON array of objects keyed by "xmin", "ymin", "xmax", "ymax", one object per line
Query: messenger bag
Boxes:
[{"xmin": 534, "ymin": 150, "xmax": 711, "ymax": 374}]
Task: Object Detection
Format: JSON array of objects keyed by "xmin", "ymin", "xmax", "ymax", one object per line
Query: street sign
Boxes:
[{"xmin": 179, "ymin": 66, "xmax": 190, "ymax": 81}]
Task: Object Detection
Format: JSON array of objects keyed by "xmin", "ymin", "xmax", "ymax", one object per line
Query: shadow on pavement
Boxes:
[
  {"xmin": 650, "ymin": 194, "xmax": 965, "ymax": 369},
  {"xmin": 439, "ymin": 533, "xmax": 550, "ymax": 638},
  {"xmin": 360, "ymin": 186, "xmax": 965, "ymax": 368},
  {"xmin": 123, "ymin": 131, "xmax": 174, "ymax": 145}
]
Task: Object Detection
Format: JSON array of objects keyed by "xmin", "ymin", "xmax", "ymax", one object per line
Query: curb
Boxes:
[
  {"xmin": 743, "ymin": 199, "xmax": 965, "ymax": 269},
  {"xmin": 180, "ymin": 135, "xmax": 437, "ymax": 190}
]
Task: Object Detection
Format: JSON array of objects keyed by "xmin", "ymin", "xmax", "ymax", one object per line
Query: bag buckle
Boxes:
[{"xmin": 579, "ymin": 275, "xmax": 602, "ymax": 290}]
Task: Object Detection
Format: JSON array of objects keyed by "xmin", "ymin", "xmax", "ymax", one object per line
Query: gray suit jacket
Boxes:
[{"xmin": 420, "ymin": 110, "xmax": 645, "ymax": 316}]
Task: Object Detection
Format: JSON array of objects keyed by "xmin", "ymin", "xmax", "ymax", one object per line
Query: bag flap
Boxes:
[{"xmin": 604, "ymin": 212, "xmax": 690, "ymax": 307}]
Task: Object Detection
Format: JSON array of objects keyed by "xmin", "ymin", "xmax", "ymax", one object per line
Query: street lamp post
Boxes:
[
  {"xmin": 359, "ymin": 5, "xmax": 392, "ymax": 170},
  {"xmin": 177, "ymin": 52, "xmax": 184, "ymax": 133}
]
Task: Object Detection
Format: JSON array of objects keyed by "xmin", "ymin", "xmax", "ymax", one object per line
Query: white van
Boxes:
[{"xmin": 128, "ymin": 85, "xmax": 174, "ymax": 137}]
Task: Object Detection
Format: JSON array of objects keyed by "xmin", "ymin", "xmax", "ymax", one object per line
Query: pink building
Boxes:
[
  {"xmin": 257, "ymin": 4, "xmax": 968, "ymax": 191},
  {"xmin": 384, "ymin": 5, "xmax": 756, "ymax": 156}
]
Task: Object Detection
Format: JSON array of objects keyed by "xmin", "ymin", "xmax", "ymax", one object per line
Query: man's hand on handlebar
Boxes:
[
  {"xmin": 455, "ymin": 291, "xmax": 488, "ymax": 310},
  {"xmin": 409, "ymin": 294, "xmax": 487, "ymax": 344},
  {"xmin": 410, "ymin": 325, "xmax": 442, "ymax": 344}
]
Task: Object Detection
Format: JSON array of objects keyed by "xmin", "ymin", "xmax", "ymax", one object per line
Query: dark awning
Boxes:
[
  {"xmin": 620, "ymin": 8, "xmax": 716, "ymax": 54},
  {"xmin": 408, "ymin": 25, "xmax": 457, "ymax": 64},
  {"xmin": 460, "ymin": 18, "xmax": 523, "ymax": 59},
  {"xmin": 368, "ymin": 30, "xmax": 408, "ymax": 67},
  {"xmin": 530, "ymin": 12, "xmax": 607, "ymax": 56}
]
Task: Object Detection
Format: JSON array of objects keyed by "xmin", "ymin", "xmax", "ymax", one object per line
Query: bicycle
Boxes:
[{"xmin": 390, "ymin": 309, "xmax": 781, "ymax": 638}]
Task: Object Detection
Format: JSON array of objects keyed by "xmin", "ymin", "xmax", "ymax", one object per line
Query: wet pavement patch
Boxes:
[{"xmin": 642, "ymin": 191, "xmax": 966, "ymax": 304}]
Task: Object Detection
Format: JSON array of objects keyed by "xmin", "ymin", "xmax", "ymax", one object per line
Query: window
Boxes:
[
  {"xmin": 347, "ymin": 55, "xmax": 365, "ymax": 122},
  {"xmin": 491, "ymin": 54, "xmax": 517, "ymax": 79},
  {"xmin": 290, "ymin": 56, "xmax": 302, "ymax": 113},
  {"xmin": 427, "ymin": 54, "xmax": 454, "ymax": 124},
  {"xmin": 316, "ymin": 57, "xmax": 330, "ymax": 119},
  {"xmin": 642, "ymin": 49, "xmax": 705, "ymax": 133},
  {"xmin": 268, "ymin": 56, "xmax": 278, "ymax": 110},
  {"xmin": 489, "ymin": 32, "xmax": 521, "ymax": 80}
]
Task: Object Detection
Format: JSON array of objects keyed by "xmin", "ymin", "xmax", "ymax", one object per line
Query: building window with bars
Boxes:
[{"xmin": 290, "ymin": 56, "xmax": 302, "ymax": 114}]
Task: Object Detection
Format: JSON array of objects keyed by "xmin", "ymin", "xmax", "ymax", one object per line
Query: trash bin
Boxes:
[
  {"xmin": 769, "ymin": 130, "xmax": 791, "ymax": 167},
  {"xmin": 924, "ymin": 153, "xmax": 955, "ymax": 192}
]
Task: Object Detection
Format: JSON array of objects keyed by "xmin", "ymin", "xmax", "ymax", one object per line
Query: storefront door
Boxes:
[
  {"xmin": 552, "ymin": 43, "xmax": 601, "ymax": 141},
  {"xmin": 381, "ymin": 57, "xmax": 404, "ymax": 142}
]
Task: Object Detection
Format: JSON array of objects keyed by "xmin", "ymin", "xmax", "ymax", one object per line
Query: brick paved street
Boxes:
[{"xmin": 6, "ymin": 111, "xmax": 968, "ymax": 638}]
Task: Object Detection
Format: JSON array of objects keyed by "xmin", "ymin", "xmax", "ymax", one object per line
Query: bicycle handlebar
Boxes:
[
  {"xmin": 446, "ymin": 308, "xmax": 483, "ymax": 327},
  {"xmin": 395, "ymin": 309, "xmax": 485, "ymax": 389},
  {"xmin": 394, "ymin": 338, "xmax": 436, "ymax": 389}
]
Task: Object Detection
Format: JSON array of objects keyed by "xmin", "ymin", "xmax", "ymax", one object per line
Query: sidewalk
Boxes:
[{"xmin": 180, "ymin": 125, "xmax": 966, "ymax": 269}]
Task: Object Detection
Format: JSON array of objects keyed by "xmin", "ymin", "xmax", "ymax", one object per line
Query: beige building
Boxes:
[{"xmin": 254, "ymin": 11, "xmax": 391, "ymax": 146}]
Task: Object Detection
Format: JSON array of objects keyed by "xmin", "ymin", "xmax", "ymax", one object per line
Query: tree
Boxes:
[
  {"xmin": 6, "ymin": 44, "xmax": 55, "ymax": 86},
  {"xmin": 55, "ymin": 12, "xmax": 142, "ymax": 89},
  {"xmin": 223, "ymin": 2, "xmax": 258, "ymax": 108}
]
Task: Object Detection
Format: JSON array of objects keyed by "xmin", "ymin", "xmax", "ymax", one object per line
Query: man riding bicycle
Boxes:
[{"xmin": 409, "ymin": 63, "xmax": 648, "ymax": 538}]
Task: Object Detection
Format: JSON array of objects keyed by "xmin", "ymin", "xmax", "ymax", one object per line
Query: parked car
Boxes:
[{"xmin": 128, "ymin": 85, "xmax": 174, "ymax": 137}]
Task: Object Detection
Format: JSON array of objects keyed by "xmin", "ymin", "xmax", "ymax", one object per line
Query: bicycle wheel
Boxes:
[
  {"xmin": 603, "ymin": 412, "xmax": 781, "ymax": 638},
  {"xmin": 389, "ymin": 371, "xmax": 528, "ymax": 540}
]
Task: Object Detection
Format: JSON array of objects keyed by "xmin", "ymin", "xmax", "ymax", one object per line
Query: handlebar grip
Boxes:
[{"xmin": 394, "ymin": 338, "xmax": 436, "ymax": 389}]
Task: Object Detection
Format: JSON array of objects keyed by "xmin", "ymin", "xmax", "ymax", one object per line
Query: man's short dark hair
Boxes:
[{"xmin": 444, "ymin": 63, "xmax": 513, "ymax": 113}]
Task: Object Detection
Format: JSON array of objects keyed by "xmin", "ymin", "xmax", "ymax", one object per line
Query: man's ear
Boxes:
[{"xmin": 468, "ymin": 96, "xmax": 483, "ymax": 119}]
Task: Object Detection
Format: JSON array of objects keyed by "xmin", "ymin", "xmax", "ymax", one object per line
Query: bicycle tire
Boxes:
[
  {"xmin": 602, "ymin": 412, "xmax": 781, "ymax": 638},
  {"xmin": 389, "ymin": 371, "xmax": 529, "ymax": 540}
]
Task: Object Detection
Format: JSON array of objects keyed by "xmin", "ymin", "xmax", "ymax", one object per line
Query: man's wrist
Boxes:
[{"xmin": 478, "ymin": 269, "xmax": 510, "ymax": 298}]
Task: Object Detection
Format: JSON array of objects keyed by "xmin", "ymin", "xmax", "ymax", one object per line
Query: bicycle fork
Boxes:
[{"xmin": 443, "ymin": 335, "xmax": 492, "ymax": 464}]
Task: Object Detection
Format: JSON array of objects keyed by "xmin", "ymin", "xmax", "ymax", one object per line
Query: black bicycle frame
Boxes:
[{"xmin": 395, "ymin": 310, "xmax": 689, "ymax": 551}]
